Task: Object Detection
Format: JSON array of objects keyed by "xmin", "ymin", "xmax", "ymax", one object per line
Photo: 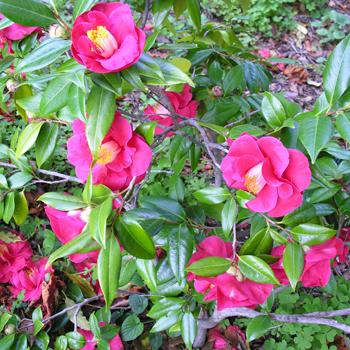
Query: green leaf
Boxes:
[
  {"xmin": 151, "ymin": 313, "xmax": 180, "ymax": 333},
  {"xmin": 97, "ymin": 234, "xmax": 121, "ymax": 309},
  {"xmin": 194, "ymin": 186, "xmax": 231, "ymax": 205},
  {"xmin": 13, "ymin": 191, "xmax": 28, "ymax": 225},
  {"xmin": 0, "ymin": 334, "xmax": 15, "ymax": 350},
  {"xmin": 91, "ymin": 184, "xmax": 113, "ymax": 205},
  {"xmin": 168, "ymin": 225, "xmax": 194, "ymax": 283},
  {"xmin": 86, "ymin": 86, "xmax": 115, "ymax": 157},
  {"xmin": 14, "ymin": 334, "xmax": 27, "ymax": 349},
  {"xmin": 129, "ymin": 294, "xmax": 148, "ymax": 315},
  {"xmin": 54, "ymin": 336, "xmax": 68, "ymax": 350},
  {"xmin": 17, "ymin": 39, "xmax": 71, "ymax": 73},
  {"xmin": 89, "ymin": 313, "xmax": 100, "ymax": 338},
  {"xmin": 239, "ymin": 228, "xmax": 273, "ymax": 256},
  {"xmin": 121, "ymin": 66, "xmax": 146, "ymax": 91},
  {"xmin": 201, "ymin": 100, "xmax": 240, "ymax": 126},
  {"xmin": 323, "ymin": 35, "xmax": 350, "ymax": 105},
  {"xmin": 229, "ymin": 124, "xmax": 265, "ymax": 139},
  {"xmin": 135, "ymin": 121, "xmax": 156, "ymax": 145},
  {"xmin": 291, "ymin": 223, "xmax": 336, "ymax": 246},
  {"xmin": 173, "ymin": 0, "xmax": 187, "ymax": 16},
  {"xmin": 281, "ymin": 203, "xmax": 317, "ymax": 227},
  {"xmin": 238, "ymin": 255, "xmax": 279, "ymax": 284},
  {"xmin": 66, "ymin": 332, "xmax": 86, "ymax": 350},
  {"xmin": 40, "ymin": 76, "xmax": 72, "ymax": 115},
  {"xmin": 187, "ymin": 0, "xmax": 201, "ymax": 30},
  {"xmin": 47, "ymin": 229, "xmax": 99, "ymax": 265},
  {"xmin": 0, "ymin": 0, "xmax": 56, "ymax": 27},
  {"xmin": 82, "ymin": 171, "xmax": 93, "ymax": 204},
  {"xmin": 73, "ymin": 0, "xmax": 98, "ymax": 18},
  {"xmin": 147, "ymin": 297, "xmax": 185, "ymax": 319},
  {"xmin": 221, "ymin": 197, "xmax": 238, "ymax": 238},
  {"xmin": 223, "ymin": 65, "xmax": 245, "ymax": 95},
  {"xmin": 335, "ymin": 113, "xmax": 350, "ymax": 142},
  {"xmin": 135, "ymin": 53, "xmax": 165, "ymax": 83},
  {"xmin": 186, "ymin": 256, "xmax": 231, "ymax": 277},
  {"xmin": 0, "ymin": 313, "xmax": 11, "ymax": 333},
  {"xmin": 16, "ymin": 122, "xmax": 44, "ymax": 158},
  {"xmin": 39, "ymin": 192, "xmax": 86, "ymax": 210},
  {"xmin": 181, "ymin": 312, "xmax": 197, "ymax": 350},
  {"xmin": 297, "ymin": 113, "xmax": 333, "ymax": 163},
  {"xmin": 32, "ymin": 307, "xmax": 44, "ymax": 336},
  {"xmin": 246, "ymin": 316, "xmax": 271, "ymax": 342},
  {"xmin": 116, "ymin": 216, "xmax": 156, "ymax": 259},
  {"xmin": 156, "ymin": 59, "xmax": 194, "ymax": 86},
  {"xmin": 8, "ymin": 172, "xmax": 33, "ymax": 189},
  {"xmin": 282, "ymin": 242, "xmax": 304, "ymax": 290},
  {"xmin": 35, "ymin": 123, "xmax": 59, "ymax": 167},
  {"xmin": 268, "ymin": 228, "xmax": 288, "ymax": 244},
  {"xmin": 89, "ymin": 197, "xmax": 113, "ymax": 248},
  {"xmin": 261, "ymin": 92, "xmax": 286, "ymax": 128},
  {"xmin": 67, "ymin": 85, "xmax": 86, "ymax": 121},
  {"xmin": 136, "ymin": 259, "xmax": 157, "ymax": 292},
  {"xmin": 0, "ymin": 17, "xmax": 13, "ymax": 30},
  {"xmin": 3, "ymin": 192, "xmax": 15, "ymax": 224},
  {"xmin": 121, "ymin": 315, "xmax": 144, "ymax": 342},
  {"xmin": 91, "ymin": 73, "xmax": 122, "ymax": 95}
]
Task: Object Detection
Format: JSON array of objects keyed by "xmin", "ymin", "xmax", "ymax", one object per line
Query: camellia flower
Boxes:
[
  {"xmin": 221, "ymin": 133, "xmax": 311, "ymax": 217},
  {"xmin": 258, "ymin": 48, "xmax": 285, "ymax": 71},
  {"xmin": 271, "ymin": 237, "xmax": 348, "ymax": 287},
  {"xmin": 71, "ymin": 2, "xmax": 145, "ymax": 73},
  {"xmin": 188, "ymin": 236, "xmax": 273, "ymax": 310},
  {"xmin": 10, "ymin": 258, "xmax": 53, "ymax": 302},
  {"xmin": 208, "ymin": 325, "xmax": 246, "ymax": 350},
  {"xmin": 79, "ymin": 326, "xmax": 123, "ymax": 350},
  {"xmin": 0, "ymin": 13, "xmax": 40, "ymax": 43},
  {"xmin": 67, "ymin": 113, "xmax": 152, "ymax": 191},
  {"xmin": 45, "ymin": 206, "xmax": 99, "ymax": 265},
  {"xmin": 0, "ymin": 234, "xmax": 32, "ymax": 283},
  {"xmin": 144, "ymin": 84, "xmax": 199, "ymax": 136}
]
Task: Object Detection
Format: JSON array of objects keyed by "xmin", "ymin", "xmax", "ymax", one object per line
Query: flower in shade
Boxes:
[
  {"xmin": 144, "ymin": 84, "xmax": 199, "ymax": 136},
  {"xmin": 10, "ymin": 258, "xmax": 53, "ymax": 302},
  {"xmin": 188, "ymin": 236, "xmax": 273, "ymax": 310},
  {"xmin": 271, "ymin": 237, "xmax": 348, "ymax": 287},
  {"xmin": 208, "ymin": 325, "xmax": 246, "ymax": 350},
  {"xmin": 71, "ymin": 2, "xmax": 145, "ymax": 73},
  {"xmin": 67, "ymin": 113, "xmax": 152, "ymax": 191},
  {"xmin": 0, "ymin": 234, "xmax": 32, "ymax": 283},
  {"xmin": 221, "ymin": 133, "xmax": 311, "ymax": 217},
  {"xmin": 79, "ymin": 325, "xmax": 123, "ymax": 350}
]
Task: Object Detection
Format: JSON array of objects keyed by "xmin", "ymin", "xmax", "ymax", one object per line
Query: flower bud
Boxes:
[
  {"xmin": 6, "ymin": 79, "xmax": 17, "ymax": 92},
  {"xmin": 4, "ymin": 324, "xmax": 15, "ymax": 335},
  {"xmin": 212, "ymin": 86, "xmax": 223, "ymax": 97},
  {"xmin": 48, "ymin": 24, "xmax": 67, "ymax": 39}
]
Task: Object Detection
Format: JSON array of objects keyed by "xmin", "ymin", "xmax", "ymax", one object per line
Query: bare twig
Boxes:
[{"xmin": 141, "ymin": 0, "xmax": 151, "ymax": 29}]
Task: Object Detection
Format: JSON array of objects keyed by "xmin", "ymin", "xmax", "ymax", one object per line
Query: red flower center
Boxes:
[
  {"xmin": 87, "ymin": 26, "xmax": 118, "ymax": 58},
  {"xmin": 244, "ymin": 162, "xmax": 266, "ymax": 195}
]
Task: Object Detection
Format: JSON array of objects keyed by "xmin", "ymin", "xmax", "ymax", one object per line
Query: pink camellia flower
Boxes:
[
  {"xmin": 208, "ymin": 325, "xmax": 246, "ymax": 350},
  {"xmin": 79, "ymin": 326, "xmax": 123, "ymax": 350},
  {"xmin": 188, "ymin": 236, "xmax": 273, "ymax": 310},
  {"xmin": 144, "ymin": 84, "xmax": 199, "ymax": 136},
  {"xmin": 271, "ymin": 237, "xmax": 348, "ymax": 287},
  {"xmin": 45, "ymin": 206, "xmax": 99, "ymax": 265},
  {"xmin": 67, "ymin": 113, "xmax": 152, "ymax": 191},
  {"xmin": 71, "ymin": 2, "xmax": 145, "ymax": 73},
  {"xmin": 10, "ymin": 258, "xmax": 53, "ymax": 302},
  {"xmin": 258, "ymin": 48, "xmax": 285, "ymax": 71},
  {"xmin": 221, "ymin": 133, "xmax": 311, "ymax": 217},
  {"xmin": 0, "ymin": 13, "xmax": 40, "ymax": 43},
  {"xmin": 0, "ymin": 235, "xmax": 32, "ymax": 283}
]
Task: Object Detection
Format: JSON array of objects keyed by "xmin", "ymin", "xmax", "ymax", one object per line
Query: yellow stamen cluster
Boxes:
[
  {"xmin": 244, "ymin": 175, "xmax": 261, "ymax": 195},
  {"xmin": 87, "ymin": 26, "xmax": 109, "ymax": 49},
  {"xmin": 97, "ymin": 144, "xmax": 115, "ymax": 165}
]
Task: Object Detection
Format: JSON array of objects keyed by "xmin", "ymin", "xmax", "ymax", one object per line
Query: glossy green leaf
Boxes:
[
  {"xmin": 238, "ymin": 255, "xmax": 279, "ymax": 284},
  {"xmin": 291, "ymin": 224, "xmax": 336, "ymax": 246},
  {"xmin": 135, "ymin": 121, "xmax": 157, "ymax": 145},
  {"xmin": 13, "ymin": 191, "xmax": 28, "ymax": 225},
  {"xmin": 194, "ymin": 186, "xmax": 231, "ymax": 204},
  {"xmin": 97, "ymin": 234, "xmax": 121, "ymax": 309},
  {"xmin": 186, "ymin": 256, "xmax": 231, "ymax": 277},
  {"xmin": 36, "ymin": 123, "xmax": 59, "ymax": 167},
  {"xmin": 86, "ymin": 86, "xmax": 115, "ymax": 157},
  {"xmin": 3, "ymin": 192, "xmax": 15, "ymax": 224},
  {"xmin": 181, "ymin": 312, "xmax": 197, "ymax": 350},
  {"xmin": 32, "ymin": 307, "xmax": 44, "ymax": 336},
  {"xmin": 68, "ymin": 84, "xmax": 86, "ymax": 121},
  {"xmin": 246, "ymin": 316, "xmax": 271, "ymax": 342},
  {"xmin": 221, "ymin": 197, "xmax": 238, "ymax": 238},
  {"xmin": 323, "ymin": 35, "xmax": 350, "ymax": 105},
  {"xmin": 187, "ymin": 0, "xmax": 201, "ymax": 30},
  {"xmin": 121, "ymin": 315, "xmax": 144, "ymax": 342},
  {"xmin": 239, "ymin": 228, "xmax": 273, "ymax": 256},
  {"xmin": 282, "ymin": 242, "xmax": 304, "ymax": 290},
  {"xmin": 89, "ymin": 197, "xmax": 113, "ymax": 248},
  {"xmin": 335, "ymin": 113, "xmax": 350, "ymax": 142},
  {"xmin": 168, "ymin": 225, "xmax": 194, "ymax": 283},
  {"xmin": 17, "ymin": 39, "xmax": 71, "ymax": 73},
  {"xmin": 15, "ymin": 122, "xmax": 44, "ymax": 158},
  {"xmin": 261, "ymin": 92, "xmax": 286, "ymax": 128},
  {"xmin": 0, "ymin": 334, "xmax": 15, "ymax": 350},
  {"xmin": 116, "ymin": 216, "xmax": 156, "ymax": 259},
  {"xmin": 73, "ymin": 0, "xmax": 98, "ymax": 18},
  {"xmin": 136, "ymin": 259, "xmax": 157, "ymax": 292},
  {"xmin": 0, "ymin": 0, "xmax": 56, "ymax": 27},
  {"xmin": 297, "ymin": 113, "xmax": 333, "ymax": 163},
  {"xmin": 66, "ymin": 332, "xmax": 86, "ymax": 350},
  {"xmin": 157, "ymin": 59, "xmax": 194, "ymax": 86},
  {"xmin": 39, "ymin": 192, "xmax": 86, "ymax": 210}
]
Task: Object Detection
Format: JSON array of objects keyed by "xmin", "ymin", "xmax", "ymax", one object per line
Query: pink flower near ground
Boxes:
[
  {"xmin": 258, "ymin": 48, "xmax": 285, "ymax": 71},
  {"xmin": 67, "ymin": 113, "xmax": 152, "ymax": 191},
  {"xmin": 208, "ymin": 325, "xmax": 246, "ymax": 350},
  {"xmin": 71, "ymin": 2, "xmax": 145, "ymax": 73},
  {"xmin": 271, "ymin": 237, "xmax": 348, "ymax": 287},
  {"xmin": 144, "ymin": 84, "xmax": 199, "ymax": 136},
  {"xmin": 44, "ymin": 206, "xmax": 99, "ymax": 265},
  {"xmin": 221, "ymin": 133, "xmax": 311, "ymax": 217},
  {"xmin": 79, "ymin": 326, "xmax": 123, "ymax": 350},
  {"xmin": 10, "ymin": 258, "xmax": 53, "ymax": 302},
  {"xmin": 188, "ymin": 236, "xmax": 273, "ymax": 310},
  {"xmin": 0, "ymin": 235, "xmax": 32, "ymax": 283}
]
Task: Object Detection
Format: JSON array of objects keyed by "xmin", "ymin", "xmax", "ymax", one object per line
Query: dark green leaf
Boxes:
[
  {"xmin": 194, "ymin": 186, "xmax": 231, "ymax": 205},
  {"xmin": 291, "ymin": 224, "xmax": 336, "ymax": 246},
  {"xmin": 221, "ymin": 197, "xmax": 237, "ymax": 238},
  {"xmin": 239, "ymin": 228, "xmax": 273, "ymax": 256},
  {"xmin": 39, "ymin": 192, "xmax": 86, "ymax": 210},
  {"xmin": 186, "ymin": 256, "xmax": 231, "ymax": 277},
  {"xmin": 282, "ymin": 242, "xmax": 304, "ymax": 290},
  {"xmin": 261, "ymin": 92, "xmax": 286, "ymax": 128},
  {"xmin": 16, "ymin": 122, "xmax": 44, "ymax": 158},
  {"xmin": 246, "ymin": 316, "xmax": 271, "ymax": 342},
  {"xmin": 121, "ymin": 315, "xmax": 144, "ymax": 341},
  {"xmin": 187, "ymin": 0, "xmax": 201, "ymax": 30},
  {"xmin": 73, "ymin": 0, "xmax": 98, "ymax": 18},
  {"xmin": 35, "ymin": 123, "xmax": 59, "ymax": 167}
]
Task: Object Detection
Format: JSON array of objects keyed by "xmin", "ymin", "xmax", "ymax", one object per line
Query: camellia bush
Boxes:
[{"xmin": 1, "ymin": 0, "xmax": 350, "ymax": 349}]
